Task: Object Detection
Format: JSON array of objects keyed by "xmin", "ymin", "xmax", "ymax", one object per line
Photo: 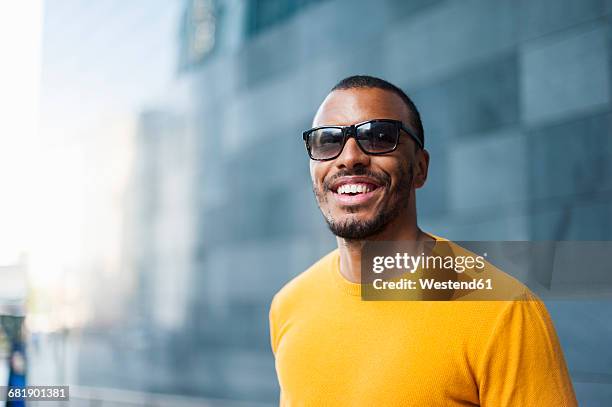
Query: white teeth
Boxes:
[{"xmin": 337, "ymin": 183, "xmax": 374, "ymax": 194}]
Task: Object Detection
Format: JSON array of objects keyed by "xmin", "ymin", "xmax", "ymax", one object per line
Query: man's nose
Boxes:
[{"xmin": 335, "ymin": 137, "xmax": 371, "ymax": 169}]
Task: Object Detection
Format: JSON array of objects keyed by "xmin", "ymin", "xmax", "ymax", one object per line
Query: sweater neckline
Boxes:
[
  {"xmin": 329, "ymin": 232, "xmax": 442, "ymax": 297},
  {"xmin": 330, "ymin": 250, "xmax": 363, "ymax": 296}
]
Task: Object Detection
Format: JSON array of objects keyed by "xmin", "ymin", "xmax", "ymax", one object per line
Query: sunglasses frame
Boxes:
[{"xmin": 302, "ymin": 119, "xmax": 423, "ymax": 161}]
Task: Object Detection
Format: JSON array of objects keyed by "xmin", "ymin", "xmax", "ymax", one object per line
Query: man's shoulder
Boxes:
[
  {"xmin": 429, "ymin": 234, "xmax": 536, "ymax": 301},
  {"xmin": 271, "ymin": 249, "xmax": 338, "ymax": 311}
]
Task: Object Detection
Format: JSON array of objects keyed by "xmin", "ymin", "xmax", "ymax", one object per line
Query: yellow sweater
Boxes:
[{"xmin": 269, "ymin": 247, "xmax": 577, "ymax": 406}]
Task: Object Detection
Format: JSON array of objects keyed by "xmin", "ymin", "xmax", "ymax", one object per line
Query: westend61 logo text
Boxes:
[{"xmin": 372, "ymin": 253, "xmax": 487, "ymax": 274}]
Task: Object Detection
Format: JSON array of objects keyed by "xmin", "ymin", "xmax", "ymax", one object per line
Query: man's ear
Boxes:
[{"xmin": 413, "ymin": 149, "xmax": 429, "ymax": 189}]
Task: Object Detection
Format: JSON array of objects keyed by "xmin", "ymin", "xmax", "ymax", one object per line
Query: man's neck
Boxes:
[{"xmin": 337, "ymin": 225, "xmax": 431, "ymax": 284}]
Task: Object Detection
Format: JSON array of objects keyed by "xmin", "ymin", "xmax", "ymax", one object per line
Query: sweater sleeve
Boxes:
[{"xmin": 478, "ymin": 294, "xmax": 578, "ymax": 407}]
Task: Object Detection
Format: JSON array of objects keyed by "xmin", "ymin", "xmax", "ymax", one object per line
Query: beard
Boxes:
[{"xmin": 313, "ymin": 164, "xmax": 414, "ymax": 240}]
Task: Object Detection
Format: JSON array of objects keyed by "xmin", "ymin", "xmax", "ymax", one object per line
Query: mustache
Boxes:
[{"xmin": 322, "ymin": 168, "xmax": 390, "ymax": 192}]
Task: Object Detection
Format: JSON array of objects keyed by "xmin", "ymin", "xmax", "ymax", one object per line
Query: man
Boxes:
[{"xmin": 269, "ymin": 75, "xmax": 577, "ymax": 406}]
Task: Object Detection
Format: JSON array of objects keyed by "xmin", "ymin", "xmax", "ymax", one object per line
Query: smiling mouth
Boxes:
[
  {"xmin": 330, "ymin": 182, "xmax": 382, "ymax": 206},
  {"xmin": 334, "ymin": 183, "xmax": 379, "ymax": 195}
]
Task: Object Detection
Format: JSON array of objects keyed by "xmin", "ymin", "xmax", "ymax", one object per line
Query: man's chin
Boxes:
[
  {"xmin": 325, "ymin": 215, "xmax": 387, "ymax": 240},
  {"xmin": 331, "ymin": 202, "xmax": 377, "ymax": 215}
]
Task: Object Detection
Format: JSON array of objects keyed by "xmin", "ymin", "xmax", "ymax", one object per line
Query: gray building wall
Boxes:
[{"xmin": 120, "ymin": 0, "xmax": 612, "ymax": 404}]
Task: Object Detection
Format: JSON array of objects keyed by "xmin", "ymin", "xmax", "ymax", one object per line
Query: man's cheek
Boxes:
[
  {"xmin": 313, "ymin": 183, "xmax": 327, "ymax": 204},
  {"xmin": 309, "ymin": 163, "xmax": 321, "ymax": 184}
]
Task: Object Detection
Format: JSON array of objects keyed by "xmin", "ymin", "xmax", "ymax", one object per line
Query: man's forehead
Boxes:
[{"xmin": 313, "ymin": 87, "xmax": 410, "ymax": 127}]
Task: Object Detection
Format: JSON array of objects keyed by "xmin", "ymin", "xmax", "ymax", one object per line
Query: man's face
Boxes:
[{"xmin": 309, "ymin": 87, "xmax": 426, "ymax": 240}]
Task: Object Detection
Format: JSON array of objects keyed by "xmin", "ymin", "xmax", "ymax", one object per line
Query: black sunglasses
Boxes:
[{"xmin": 302, "ymin": 119, "xmax": 423, "ymax": 161}]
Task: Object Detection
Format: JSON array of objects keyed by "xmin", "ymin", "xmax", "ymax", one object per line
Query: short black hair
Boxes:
[{"xmin": 331, "ymin": 75, "xmax": 424, "ymax": 148}]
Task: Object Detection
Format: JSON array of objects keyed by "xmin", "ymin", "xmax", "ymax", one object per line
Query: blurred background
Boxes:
[{"xmin": 1, "ymin": 0, "xmax": 611, "ymax": 405}]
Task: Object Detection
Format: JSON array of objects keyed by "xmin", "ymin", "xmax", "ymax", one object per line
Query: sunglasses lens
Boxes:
[
  {"xmin": 356, "ymin": 121, "xmax": 398, "ymax": 153},
  {"xmin": 308, "ymin": 128, "xmax": 344, "ymax": 160}
]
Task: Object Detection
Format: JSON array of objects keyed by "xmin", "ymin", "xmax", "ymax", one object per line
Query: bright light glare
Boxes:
[{"xmin": 0, "ymin": 1, "xmax": 43, "ymax": 265}]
